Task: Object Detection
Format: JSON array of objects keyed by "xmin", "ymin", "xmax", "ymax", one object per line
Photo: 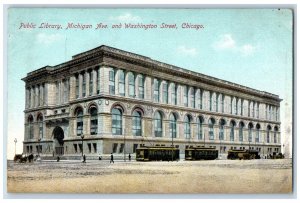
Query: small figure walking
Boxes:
[
  {"xmin": 128, "ymin": 153, "xmax": 131, "ymax": 161},
  {"xmin": 83, "ymin": 154, "xmax": 86, "ymax": 163},
  {"xmin": 110, "ymin": 153, "xmax": 114, "ymax": 163}
]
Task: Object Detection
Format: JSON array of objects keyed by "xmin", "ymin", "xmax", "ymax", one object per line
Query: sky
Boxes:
[{"xmin": 6, "ymin": 8, "xmax": 293, "ymax": 159}]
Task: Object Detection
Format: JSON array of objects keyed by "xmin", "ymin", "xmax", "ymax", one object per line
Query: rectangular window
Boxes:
[
  {"xmin": 112, "ymin": 143, "xmax": 118, "ymax": 153},
  {"xmin": 171, "ymin": 83, "xmax": 177, "ymax": 105},
  {"xmin": 89, "ymin": 71, "xmax": 93, "ymax": 96},
  {"xmin": 163, "ymin": 83, "xmax": 168, "ymax": 104},
  {"xmin": 256, "ymin": 103, "xmax": 259, "ymax": 118},
  {"xmin": 109, "ymin": 70, "xmax": 115, "ymax": 95},
  {"xmin": 128, "ymin": 73, "xmax": 135, "ymax": 97},
  {"xmin": 241, "ymin": 99, "xmax": 243, "ymax": 116},
  {"xmin": 74, "ymin": 144, "xmax": 78, "ymax": 153},
  {"xmin": 97, "ymin": 68, "xmax": 100, "ymax": 94},
  {"xmin": 82, "ymin": 73, "xmax": 86, "ymax": 97},
  {"xmin": 133, "ymin": 144, "xmax": 138, "ymax": 153},
  {"xmin": 235, "ymin": 99, "xmax": 238, "ymax": 115},
  {"xmin": 138, "ymin": 76, "xmax": 144, "ymax": 99},
  {"xmin": 216, "ymin": 94, "xmax": 219, "ymax": 112},
  {"xmin": 56, "ymin": 82, "xmax": 60, "ymax": 104},
  {"xmin": 88, "ymin": 143, "xmax": 91, "ymax": 153},
  {"xmin": 221, "ymin": 95, "xmax": 224, "ymax": 113},
  {"xmin": 153, "ymin": 78, "xmax": 160, "ymax": 102},
  {"xmin": 119, "ymin": 70, "xmax": 125, "ymax": 96},
  {"xmin": 64, "ymin": 80, "xmax": 68, "ymax": 103},
  {"xmin": 79, "ymin": 144, "xmax": 82, "ymax": 153},
  {"xmin": 76, "ymin": 75, "xmax": 79, "ymax": 98},
  {"xmin": 93, "ymin": 143, "xmax": 97, "ymax": 153},
  {"xmin": 209, "ymin": 92, "xmax": 213, "ymax": 111},
  {"xmin": 119, "ymin": 143, "xmax": 124, "ymax": 153},
  {"xmin": 248, "ymin": 101, "xmax": 251, "ymax": 117},
  {"xmin": 183, "ymin": 86, "xmax": 188, "ymax": 107},
  {"xmin": 190, "ymin": 88, "xmax": 195, "ymax": 108},
  {"xmin": 37, "ymin": 85, "xmax": 40, "ymax": 106}
]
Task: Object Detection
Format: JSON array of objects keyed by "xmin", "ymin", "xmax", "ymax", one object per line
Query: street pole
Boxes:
[
  {"xmin": 81, "ymin": 134, "xmax": 84, "ymax": 160},
  {"xmin": 124, "ymin": 133, "xmax": 126, "ymax": 162},
  {"xmin": 14, "ymin": 138, "xmax": 17, "ymax": 156},
  {"xmin": 172, "ymin": 132, "xmax": 174, "ymax": 162}
]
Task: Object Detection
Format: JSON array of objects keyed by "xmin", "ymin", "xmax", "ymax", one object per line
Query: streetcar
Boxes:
[
  {"xmin": 136, "ymin": 145, "xmax": 180, "ymax": 161},
  {"xmin": 227, "ymin": 149, "xmax": 261, "ymax": 160},
  {"xmin": 185, "ymin": 146, "xmax": 219, "ymax": 160}
]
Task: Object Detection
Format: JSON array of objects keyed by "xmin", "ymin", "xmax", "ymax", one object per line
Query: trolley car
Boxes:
[
  {"xmin": 185, "ymin": 146, "xmax": 219, "ymax": 160},
  {"xmin": 227, "ymin": 149, "xmax": 260, "ymax": 160},
  {"xmin": 136, "ymin": 146, "xmax": 180, "ymax": 161}
]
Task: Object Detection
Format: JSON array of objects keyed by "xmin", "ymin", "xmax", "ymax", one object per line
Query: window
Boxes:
[
  {"xmin": 113, "ymin": 143, "xmax": 118, "ymax": 153},
  {"xmin": 97, "ymin": 68, "xmax": 100, "ymax": 94},
  {"xmin": 248, "ymin": 123, "xmax": 253, "ymax": 142},
  {"xmin": 219, "ymin": 119, "xmax": 225, "ymax": 141},
  {"xmin": 90, "ymin": 107, "xmax": 98, "ymax": 135},
  {"xmin": 119, "ymin": 70, "xmax": 125, "ymax": 96},
  {"xmin": 241, "ymin": 99, "xmax": 244, "ymax": 116},
  {"xmin": 154, "ymin": 111, "xmax": 163, "ymax": 137},
  {"xmin": 239, "ymin": 122, "xmax": 244, "ymax": 142},
  {"xmin": 37, "ymin": 85, "xmax": 40, "ymax": 106},
  {"xmin": 64, "ymin": 80, "xmax": 68, "ymax": 103},
  {"xmin": 112, "ymin": 107, "xmax": 122, "ymax": 135},
  {"xmin": 28, "ymin": 88, "xmax": 31, "ymax": 108},
  {"xmin": 88, "ymin": 143, "xmax": 91, "ymax": 153},
  {"xmin": 73, "ymin": 144, "xmax": 78, "ymax": 153},
  {"xmin": 171, "ymin": 83, "xmax": 177, "ymax": 105},
  {"xmin": 197, "ymin": 116, "xmax": 204, "ymax": 140},
  {"xmin": 82, "ymin": 73, "xmax": 86, "ymax": 97},
  {"xmin": 132, "ymin": 110, "xmax": 142, "ymax": 136},
  {"xmin": 138, "ymin": 75, "xmax": 144, "ymax": 99},
  {"xmin": 208, "ymin": 118, "xmax": 215, "ymax": 140},
  {"xmin": 209, "ymin": 92, "xmax": 213, "ymax": 111},
  {"xmin": 216, "ymin": 93, "xmax": 219, "ymax": 112},
  {"xmin": 248, "ymin": 101, "xmax": 251, "ymax": 117},
  {"xmin": 163, "ymin": 82, "xmax": 168, "ymax": 104},
  {"xmin": 274, "ymin": 126, "xmax": 278, "ymax": 143},
  {"xmin": 133, "ymin": 144, "xmax": 138, "ymax": 153},
  {"xmin": 109, "ymin": 69, "xmax": 115, "ymax": 95},
  {"xmin": 37, "ymin": 114, "xmax": 43, "ymax": 139},
  {"xmin": 267, "ymin": 125, "xmax": 271, "ymax": 143},
  {"xmin": 56, "ymin": 82, "xmax": 60, "ymax": 104},
  {"xmin": 255, "ymin": 124, "xmax": 260, "ymax": 143},
  {"xmin": 221, "ymin": 94, "xmax": 224, "ymax": 113},
  {"xmin": 153, "ymin": 79, "xmax": 160, "ymax": 102},
  {"xmin": 169, "ymin": 113, "xmax": 177, "ymax": 138},
  {"xmin": 183, "ymin": 86, "xmax": 188, "ymax": 107},
  {"xmin": 28, "ymin": 115, "xmax": 34, "ymax": 139},
  {"xmin": 184, "ymin": 115, "xmax": 192, "ymax": 139},
  {"xmin": 231, "ymin": 97, "xmax": 233, "ymax": 114},
  {"xmin": 89, "ymin": 71, "xmax": 93, "ymax": 96},
  {"xmin": 128, "ymin": 72, "xmax": 135, "ymax": 97},
  {"xmin": 235, "ymin": 98, "xmax": 238, "ymax": 115},
  {"xmin": 256, "ymin": 103, "xmax": 260, "ymax": 118},
  {"xmin": 119, "ymin": 143, "xmax": 124, "ymax": 153},
  {"xmin": 76, "ymin": 74, "xmax": 79, "ymax": 98},
  {"xmin": 230, "ymin": 121, "xmax": 236, "ymax": 141},
  {"xmin": 252, "ymin": 102, "xmax": 255, "ymax": 117},
  {"xmin": 93, "ymin": 143, "xmax": 97, "ymax": 153},
  {"xmin": 198, "ymin": 90, "xmax": 203, "ymax": 109},
  {"xmin": 76, "ymin": 108, "xmax": 83, "ymax": 136},
  {"xmin": 190, "ymin": 87, "xmax": 195, "ymax": 108}
]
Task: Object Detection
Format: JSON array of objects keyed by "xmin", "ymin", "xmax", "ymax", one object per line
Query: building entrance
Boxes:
[{"xmin": 53, "ymin": 126, "xmax": 64, "ymax": 155}]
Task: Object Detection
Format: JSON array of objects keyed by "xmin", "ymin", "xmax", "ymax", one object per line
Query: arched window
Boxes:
[
  {"xmin": 169, "ymin": 113, "xmax": 177, "ymax": 138},
  {"xmin": 255, "ymin": 124, "xmax": 260, "ymax": 143},
  {"xmin": 109, "ymin": 69, "xmax": 115, "ymax": 95},
  {"xmin": 112, "ymin": 107, "xmax": 122, "ymax": 135},
  {"xmin": 274, "ymin": 126, "xmax": 278, "ymax": 143},
  {"xmin": 162, "ymin": 82, "xmax": 168, "ymax": 104},
  {"xmin": 171, "ymin": 83, "xmax": 177, "ymax": 105},
  {"xmin": 209, "ymin": 118, "xmax": 215, "ymax": 140},
  {"xmin": 248, "ymin": 123, "xmax": 253, "ymax": 142},
  {"xmin": 239, "ymin": 122, "xmax": 245, "ymax": 142},
  {"xmin": 267, "ymin": 125, "xmax": 271, "ymax": 143},
  {"xmin": 132, "ymin": 110, "xmax": 142, "ymax": 136},
  {"xmin": 28, "ymin": 115, "xmax": 34, "ymax": 139},
  {"xmin": 190, "ymin": 87, "xmax": 195, "ymax": 108},
  {"xmin": 128, "ymin": 72, "xmax": 135, "ymax": 97},
  {"xmin": 76, "ymin": 108, "xmax": 83, "ymax": 136},
  {"xmin": 197, "ymin": 116, "xmax": 204, "ymax": 140},
  {"xmin": 219, "ymin": 119, "xmax": 226, "ymax": 140},
  {"xmin": 154, "ymin": 111, "xmax": 163, "ymax": 137},
  {"xmin": 119, "ymin": 70, "xmax": 125, "ymax": 96},
  {"xmin": 138, "ymin": 75, "xmax": 144, "ymax": 99},
  {"xmin": 184, "ymin": 115, "xmax": 192, "ymax": 139},
  {"xmin": 153, "ymin": 78, "xmax": 160, "ymax": 102},
  {"xmin": 230, "ymin": 120, "xmax": 236, "ymax": 141},
  {"xmin": 37, "ymin": 114, "xmax": 43, "ymax": 139},
  {"xmin": 90, "ymin": 107, "xmax": 98, "ymax": 135}
]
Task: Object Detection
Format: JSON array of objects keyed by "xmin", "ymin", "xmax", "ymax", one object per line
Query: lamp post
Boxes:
[
  {"xmin": 81, "ymin": 134, "xmax": 84, "ymax": 159},
  {"xmin": 14, "ymin": 138, "xmax": 17, "ymax": 156}
]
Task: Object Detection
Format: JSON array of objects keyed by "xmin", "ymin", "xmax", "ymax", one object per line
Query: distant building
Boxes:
[{"xmin": 22, "ymin": 45, "xmax": 282, "ymax": 158}]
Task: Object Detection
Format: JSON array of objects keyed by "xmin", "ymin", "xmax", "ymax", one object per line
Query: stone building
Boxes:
[{"xmin": 22, "ymin": 45, "xmax": 282, "ymax": 159}]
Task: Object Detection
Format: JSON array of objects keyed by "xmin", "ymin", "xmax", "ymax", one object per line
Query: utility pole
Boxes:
[{"xmin": 14, "ymin": 138, "xmax": 17, "ymax": 156}]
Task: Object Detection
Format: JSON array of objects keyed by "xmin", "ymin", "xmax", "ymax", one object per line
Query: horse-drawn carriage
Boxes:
[{"xmin": 14, "ymin": 154, "xmax": 35, "ymax": 163}]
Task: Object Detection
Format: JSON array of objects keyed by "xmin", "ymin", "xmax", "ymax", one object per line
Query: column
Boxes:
[
  {"xmin": 35, "ymin": 86, "xmax": 39, "ymax": 107},
  {"xmin": 30, "ymin": 87, "xmax": 34, "ymax": 108},
  {"xmin": 40, "ymin": 85, "xmax": 44, "ymax": 106},
  {"xmin": 144, "ymin": 76, "xmax": 152, "ymax": 101},
  {"xmin": 44, "ymin": 83, "xmax": 48, "ymax": 105},
  {"xmin": 25, "ymin": 88, "xmax": 29, "ymax": 108},
  {"xmin": 69, "ymin": 75, "xmax": 76, "ymax": 100},
  {"xmin": 86, "ymin": 71, "xmax": 90, "ymax": 97}
]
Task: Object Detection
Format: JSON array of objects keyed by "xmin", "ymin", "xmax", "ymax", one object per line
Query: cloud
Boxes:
[
  {"xmin": 109, "ymin": 13, "xmax": 141, "ymax": 22},
  {"xmin": 36, "ymin": 33, "xmax": 64, "ymax": 45},
  {"xmin": 177, "ymin": 45, "xmax": 198, "ymax": 56},
  {"xmin": 240, "ymin": 44, "xmax": 255, "ymax": 56},
  {"xmin": 213, "ymin": 34, "xmax": 256, "ymax": 56},
  {"xmin": 213, "ymin": 34, "xmax": 236, "ymax": 50}
]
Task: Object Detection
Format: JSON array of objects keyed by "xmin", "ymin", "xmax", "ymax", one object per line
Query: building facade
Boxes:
[{"xmin": 22, "ymin": 45, "xmax": 282, "ymax": 158}]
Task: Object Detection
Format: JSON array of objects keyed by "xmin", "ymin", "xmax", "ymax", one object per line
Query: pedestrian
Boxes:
[
  {"xmin": 83, "ymin": 154, "xmax": 86, "ymax": 163},
  {"xmin": 110, "ymin": 153, "xmax": 114, "ymax": 163},
  {"xmin": 128, "ymin": 153, "xmax": 131, "ymax": 161}
]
